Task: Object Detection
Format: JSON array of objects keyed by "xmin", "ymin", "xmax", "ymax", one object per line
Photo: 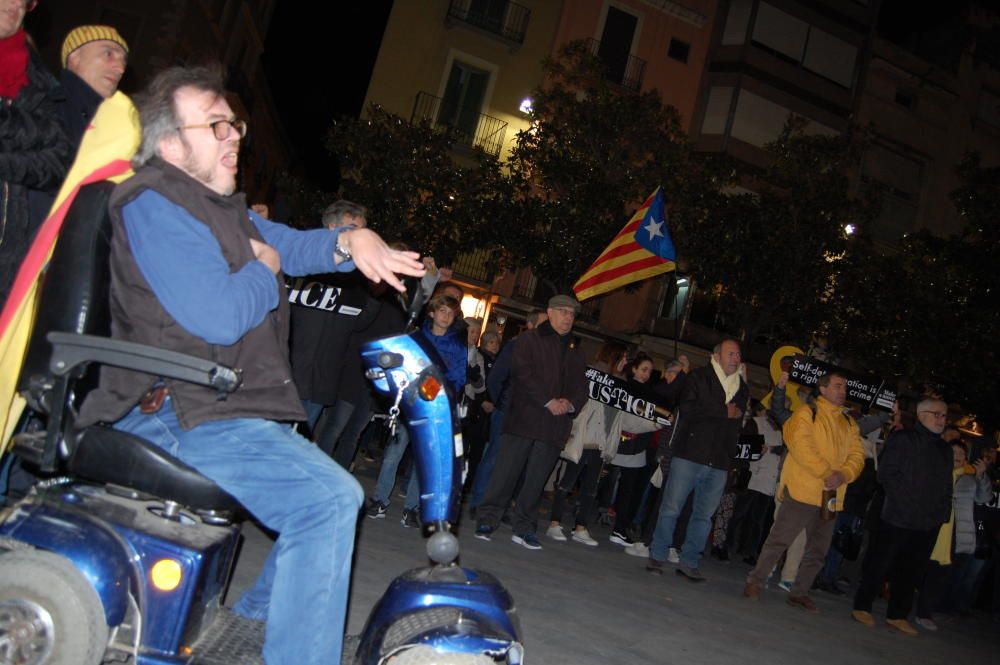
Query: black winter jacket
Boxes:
[
  {"xmin": 660, "ymin": 364, "xmax": 749, "ymax": 470},
  {"xmin": 502, "ymin": 321, "xmax": 588, "ymax": 447},
  {"xmin": 878, "ymin": 423, "xmax": 953, "ymax": 531},
  {"xmin": 1, "ymin": 49, "xmax": 71, "ymax": 305}
]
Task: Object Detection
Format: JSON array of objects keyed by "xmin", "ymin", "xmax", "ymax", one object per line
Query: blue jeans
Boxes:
[
  {"xmin": 372, "ymin": 425, "xmax": 419, "ymax": 511},
  {"xmin": 469, "ymin": 409, "xmax": 504, "ymax": 508},
  {"xmin": 300, "ymin": 399, "xmax": 325, "ymax": 431},
  {"xmin": 649, "ymin": 457, "xmax": 728, "ymax": 568},
  {"xmin": 115, "ymin": 398, "xmax": 363, "ymax": 665},
  {"xmin": 945, "ymin": 552, "xmax": 987, "ymax": 613}
]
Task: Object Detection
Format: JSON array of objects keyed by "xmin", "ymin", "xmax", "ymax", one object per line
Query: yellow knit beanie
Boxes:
[{"xmin": 61, "ymin": 25, "xmax": 129, "ymax": 67}]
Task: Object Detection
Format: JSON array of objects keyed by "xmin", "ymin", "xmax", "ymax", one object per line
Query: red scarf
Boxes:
[{"xmin": 0, "ymin": 29, "xmax": 30, "ymax": 99}]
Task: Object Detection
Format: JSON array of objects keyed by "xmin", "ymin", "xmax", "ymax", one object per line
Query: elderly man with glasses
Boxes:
[
  {"xmin": 851, "ymin": 397, "xmax": 954, "ymax": 635},
  {"xmin": 78, "ymin": 65, "xmax": 425, "ymax": 665}
]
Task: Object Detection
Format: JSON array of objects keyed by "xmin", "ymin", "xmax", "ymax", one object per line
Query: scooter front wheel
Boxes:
[
  {"xmin": 0, "ymin": 549, "xmax": 109, "ymax": 665},
  {"xmin": 383, "ymin": 645, "xmax": 500, "ymax": 665}
]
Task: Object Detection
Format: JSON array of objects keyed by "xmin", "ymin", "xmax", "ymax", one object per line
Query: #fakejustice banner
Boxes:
[{"xmin": 585, "ymin": 366, "xmax": 671, "ymax": 426}]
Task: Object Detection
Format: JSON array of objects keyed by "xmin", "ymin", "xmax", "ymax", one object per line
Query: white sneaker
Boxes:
[
  {"xmin": 777, "ymin": 580, "xmax": 793, "ymax": 592},
  {"xmin": 545, "ymin": 525, "xmax": 567, "ymax": 542},
  {"xmin": 625, "ymin": 542, "xmax": 649, "ymax": 557},
  {"xmin": 914, "ymin": 617, "xmax": 938, "ymax": 632},
  {"xmin": 667, "ymin": 547, "xmax": 681, "ymax": 564},
  {"xmin": 571, "ymin": 528, "xmax": 598, "ymax": 547}
]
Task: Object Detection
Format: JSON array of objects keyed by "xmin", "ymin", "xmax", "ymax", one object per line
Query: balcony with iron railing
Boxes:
[
  {"xmin": 411, "ymin": 91, "xmax": 508, "ymax": 158},
  {"xmin": 450, "ymin": 248, "xmax": 494, "ymax": 284},
  {"xmin": 587, "ymin": 38, "xmax": 646, "ymax": 92},
  {"xmin": 446, "ymin": 0, "xmax": 530, "ymax": 46}
]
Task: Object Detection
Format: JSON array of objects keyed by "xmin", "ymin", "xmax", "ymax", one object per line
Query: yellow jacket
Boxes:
[{"xmin": 779, "ymin": 397, "xmax": 865, "ymax": 508}]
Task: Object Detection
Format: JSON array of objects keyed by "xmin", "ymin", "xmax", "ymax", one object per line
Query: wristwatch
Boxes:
[{"xmin": 334, "ymin": 225, "xmax": 357, "ymax": 261}]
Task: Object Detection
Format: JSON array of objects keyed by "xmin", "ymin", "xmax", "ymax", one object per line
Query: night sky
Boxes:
[{"xmin": 263, "ymin": 1, "xmax": 393, "ymax": 190}]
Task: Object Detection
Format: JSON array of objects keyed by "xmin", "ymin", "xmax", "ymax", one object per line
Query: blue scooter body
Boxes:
[
  {"xmin": 1, "ymin": 335, "xmax": 521, "ymax": 664},
  {"xmin": 0, "ymin": 481, "xmax": 240, "ymax": 663},
  {"xmin": 355, "ymin": 331, "xmax": 524, "ymax": 664}
]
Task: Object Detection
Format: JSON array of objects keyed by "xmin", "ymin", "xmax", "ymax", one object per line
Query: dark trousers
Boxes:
[
  {"xmin": 461, "ymin": 412, "xmax": 491, "ymax": 493},
  {"xmin": 549, "ymin": 449, "xmax": 604, "ymax": 527},
  {"xmin": 476, "ymin": 433, "xmax": 561, "ymax": 535},
  {"xmin": 853, "ymin": 521, "xmax": 938, "ymax": 619},
  {"xmin": 611, "ymin": 457, "xmax": 655, "ymax": 534},
  {"xmin": 917, "ymin": 560, "xmax": 951, "ymax": 619},
  {"xmin": 727, "ymin": 490, "xmax": 775, "ymax": 558},
  {"xmin": 747, "ymin": 493, "xmax": 838, "ymax": 597}
]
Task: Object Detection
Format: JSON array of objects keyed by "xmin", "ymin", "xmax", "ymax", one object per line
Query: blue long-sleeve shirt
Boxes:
[
  {"xmin": 418, "ymin": 320, "xmax": 466, "ymax": 395},
  {"xmin": 122, "ymin": 190, "xmax": 354, "ymax": 346}
]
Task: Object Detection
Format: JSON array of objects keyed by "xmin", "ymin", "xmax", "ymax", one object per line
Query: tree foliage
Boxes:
[
  {"xmin": 830, "ymin": 153, "xmax": 999, "ymax": 425},
  {"xmin": 676, "ymin": 121, "xmax": 877, "ymax": 346},
  {"xmin": 326, "ymin": 105, "xmax": 512, "ymax": 265},
  {"xmin": 505, "ymin": 41, "xmax": 703, "ymax": 295}
]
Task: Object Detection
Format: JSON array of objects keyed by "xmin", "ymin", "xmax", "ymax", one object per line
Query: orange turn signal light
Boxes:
[
  {"xmin": 150, "ymin": 558, "xmax": 183, "ymax": 591},
  {"xmin": 419, "ymin": 376, "xmax": 442, "ymax": 401}
]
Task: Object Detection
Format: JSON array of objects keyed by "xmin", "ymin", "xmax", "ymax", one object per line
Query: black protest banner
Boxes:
[
  {"xmin": 787, "ymin": 355, "xmax": 897, "ymax": 412},
  {"xmin": 584, "ymin": 367, "xmax": 671, "ymax": 427},
  {"xmin": 735, "ymin": 434, "xmax": 765, "ymax": 462}
]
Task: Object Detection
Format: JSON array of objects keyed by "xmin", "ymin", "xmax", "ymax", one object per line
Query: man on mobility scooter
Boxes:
[
  {"xmin": 75, "ymin": 64, "xmax": 425, "ymax": 665},
  {"xmin": 0, "ymin": 63, "xmax": 424, "ymax": 665},
  {"xmin": 2, "ymin": 63, "xmax": 523, "ymax": 665}
]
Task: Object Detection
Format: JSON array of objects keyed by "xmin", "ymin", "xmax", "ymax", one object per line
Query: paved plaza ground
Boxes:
[{"xmin": 231, "ymin": 464, "xmax": 998, "ymax": 664}]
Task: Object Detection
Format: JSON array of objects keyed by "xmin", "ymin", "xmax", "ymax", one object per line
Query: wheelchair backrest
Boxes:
[{"xmin": 18, "ymin": 182, "xmax": 116, "ymax": 409}]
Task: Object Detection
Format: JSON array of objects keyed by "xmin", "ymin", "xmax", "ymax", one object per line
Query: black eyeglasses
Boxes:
[{"xmin": 178, "ymin": 118, "xmax": 248, "ymax": 140}]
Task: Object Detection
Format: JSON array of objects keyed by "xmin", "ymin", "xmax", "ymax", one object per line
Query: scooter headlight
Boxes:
[{"xmin": 150, "ymin": 558, "xmax": 183, "ymax": 591}]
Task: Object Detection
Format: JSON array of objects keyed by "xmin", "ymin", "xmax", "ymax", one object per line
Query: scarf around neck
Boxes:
[
  {"xmin": 711, "ymin": 356, "xmax": 742, "ymax": 404},
  {"xmin": 0, "ymin": 29, "xmax": 29, "ymax": 99}
]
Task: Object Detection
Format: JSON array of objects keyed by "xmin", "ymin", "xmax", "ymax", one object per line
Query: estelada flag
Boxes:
[
  {"xmin": 0, "ymin": 92, "xmax": 139, "ymax": 452},
  {"xmin": 573, "ymin": 186, "xmax": 677, "ymax": 301}
]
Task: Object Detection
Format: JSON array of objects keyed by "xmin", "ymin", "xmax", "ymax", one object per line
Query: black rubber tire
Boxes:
[{"xmin": 0, "ymin": 549, "xmax": 109, "ymax": 665}]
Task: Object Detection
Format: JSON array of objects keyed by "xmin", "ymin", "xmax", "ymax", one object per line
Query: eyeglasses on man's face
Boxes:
[{"xmin": 178, "ymin": 118, "xmax": 247, "ymax": 140}]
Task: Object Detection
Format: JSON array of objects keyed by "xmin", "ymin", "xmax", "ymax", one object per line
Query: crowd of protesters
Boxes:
[{"xmin": 291, "ymin": 269, "xmax": 1000, "ymax": 636}]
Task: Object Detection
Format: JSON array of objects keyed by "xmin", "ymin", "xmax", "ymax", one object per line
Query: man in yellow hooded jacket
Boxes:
[{"xmin": 743, "ymin": 371, "xmax": 865, "ymax": 612}]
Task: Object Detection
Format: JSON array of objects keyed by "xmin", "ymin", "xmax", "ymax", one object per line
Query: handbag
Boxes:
[
  {"xmin": 727, "ymin": 463, "xmax": 752, "ymax": 492},
  {"xmin": 832, "ymin": 522, "xmax": 863, "ymax": 561}
]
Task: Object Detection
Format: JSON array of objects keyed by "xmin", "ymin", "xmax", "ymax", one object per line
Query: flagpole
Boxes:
[{"xmin": 678, "ymin": 277, "xmax": 695, "ymax": 345}]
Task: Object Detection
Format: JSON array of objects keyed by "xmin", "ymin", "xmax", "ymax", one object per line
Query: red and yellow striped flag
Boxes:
[
  {"xmin": 573, "ymin": 187, "xmax": 677, "ymax": 301},
  {"xmin": 0, "ymin": 92, "xmax": 139, "ymax": 452}
]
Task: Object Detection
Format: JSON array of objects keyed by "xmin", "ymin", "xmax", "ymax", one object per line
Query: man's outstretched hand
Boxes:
[{"xmin": 338, "ymin": 228, "xmax": 425, "ymax": 292}]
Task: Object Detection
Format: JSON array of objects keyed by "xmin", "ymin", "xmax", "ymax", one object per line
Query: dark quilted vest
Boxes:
[{"xmin": 79, "ymin": 159, "xmax": 305, "ymax": 430}]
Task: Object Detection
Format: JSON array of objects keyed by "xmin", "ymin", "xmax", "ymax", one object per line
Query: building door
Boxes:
[
  {"xmin": 439, "ymin": 61, "xmax": 489, "ymax": 143},
  {"xmin": 599, "ymin": 6, "xmax": 638, "ymax": 85}
]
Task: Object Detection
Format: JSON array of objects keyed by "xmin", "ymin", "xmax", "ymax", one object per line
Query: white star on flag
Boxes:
[{"xmin": 644, "ymin": 218, "xmax": 664, "ymax": 238}]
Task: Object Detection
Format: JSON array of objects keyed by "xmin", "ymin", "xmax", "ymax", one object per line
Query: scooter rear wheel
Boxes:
[{"xmin": 0, "ymin": 549, "xmax": 109, "ymax": 665}]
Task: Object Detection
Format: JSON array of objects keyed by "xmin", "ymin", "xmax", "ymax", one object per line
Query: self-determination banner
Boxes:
[
  {"xmin": 787, "ymin": 355, "xmax": 897, "ymax": 412},
  {"xmin": 585, "ymin": 367, "xmax": 671, "ymax": 426}
]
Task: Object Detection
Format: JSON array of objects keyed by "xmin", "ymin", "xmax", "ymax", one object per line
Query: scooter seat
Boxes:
[{"xmin": 69, "ymin": 426, "xmax": 241, "ymax": 513}]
